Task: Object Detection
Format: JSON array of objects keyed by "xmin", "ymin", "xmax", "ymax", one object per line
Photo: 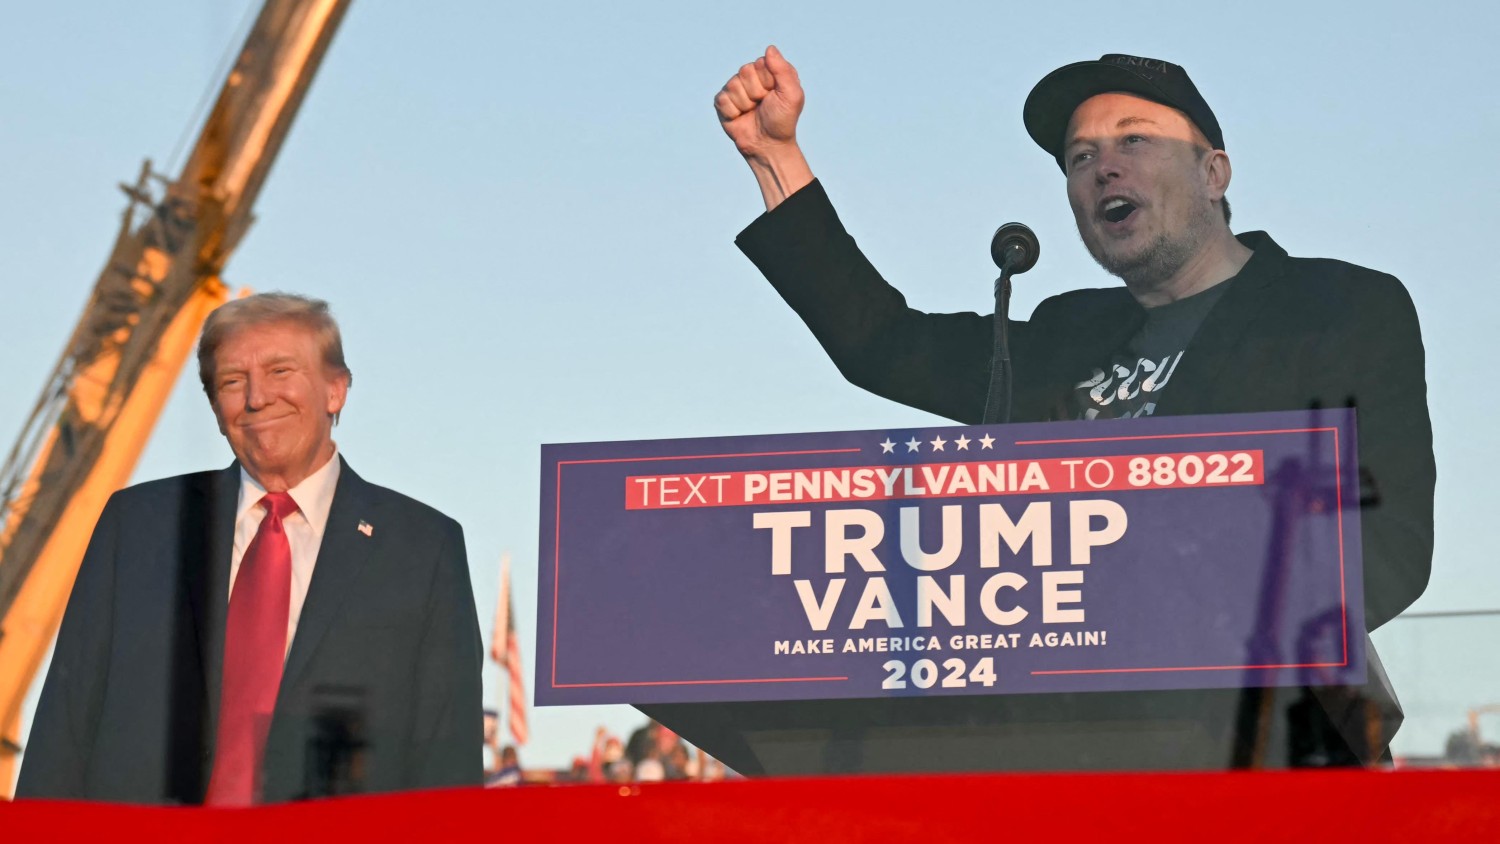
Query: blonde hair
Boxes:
[{"xmin": 197, "ymin": 292, "xmax": 352, "ymax": 398}]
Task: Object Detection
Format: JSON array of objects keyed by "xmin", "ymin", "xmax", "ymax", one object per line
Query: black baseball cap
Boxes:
[{"xmin": 1023, "ymin": 54, "xmax": 1223, "ymax": 173}]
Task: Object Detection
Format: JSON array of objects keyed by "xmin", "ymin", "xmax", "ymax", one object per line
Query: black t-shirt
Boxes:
[{"xmin": 1070, "ymin": 280, "xmax": 1232, "ymax": 420}]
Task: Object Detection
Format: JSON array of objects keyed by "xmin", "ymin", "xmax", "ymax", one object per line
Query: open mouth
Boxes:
[{"xmin": 1102, "ymin": 198, "xmax": 1137, "ymax": 224}]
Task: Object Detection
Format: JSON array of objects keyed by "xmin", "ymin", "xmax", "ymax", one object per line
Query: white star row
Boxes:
[{"xmin": 879, "ymin": 433, "xmax": 996, "ymax": 454}]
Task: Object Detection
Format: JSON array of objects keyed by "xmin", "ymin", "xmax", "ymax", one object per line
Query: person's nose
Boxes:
[
  {"xmin": 244, "ymin": 373, "xmax": 271, "ymax": 410},
  {"xmin": 1094, "ymin": 145, "xmax": 1124, "ymax": 185}
]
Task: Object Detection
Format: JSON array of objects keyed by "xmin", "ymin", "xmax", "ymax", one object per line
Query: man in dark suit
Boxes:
[
  {"xmin": 18, "ymin": 293, "xmax": 482, "ymax": 804},
  {"xmin": 712, "ymin": 50, "xmax": 1433, "ymax": 766}
]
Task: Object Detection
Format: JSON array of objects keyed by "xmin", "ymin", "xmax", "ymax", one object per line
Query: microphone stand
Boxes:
[
  {"xmin": 981, "ymin": 251, "xmax": 1022, "ymax": 425},
  {"xmin": 980, "ymin": 222, "xmax": 1038, "ymax": 424}
]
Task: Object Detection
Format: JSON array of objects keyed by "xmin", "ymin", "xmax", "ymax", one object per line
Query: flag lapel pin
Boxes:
[{"xmin": 357, "ymin": 520, "xmax": 374, "ymax": 537}]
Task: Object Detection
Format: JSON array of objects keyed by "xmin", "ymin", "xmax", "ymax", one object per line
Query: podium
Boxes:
[{"xmin": 542, "ymin": 410, "xmax": 1396, "ymax": 775}]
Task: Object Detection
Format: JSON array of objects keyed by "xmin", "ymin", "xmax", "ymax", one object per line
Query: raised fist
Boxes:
[{"xmin": 715, "ymin": 45, "xmax": 804, "ymax": 160}]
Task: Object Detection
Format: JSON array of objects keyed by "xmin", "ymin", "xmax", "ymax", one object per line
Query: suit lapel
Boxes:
[
  {"xmin": 186, "ymin": 463, "xmax": 239, "ymax": 731},
  {"xmin": 279, "ymin": 457, "xmax": 378, "ymax": 693},
  {"xmin": 1153, "ymin": 233, "xmax": 1285, "ymax": 417}
]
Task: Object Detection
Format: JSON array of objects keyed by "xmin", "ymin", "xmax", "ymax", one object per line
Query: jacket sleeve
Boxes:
[
  {"xmin": 737, "ymin": 179, "xmax": 1029, "ymax": 424},
  {"xmin": 1328, "ymin": 273, "xmax": 1435, "ymax": 629},
  {"xmin": 14, "ymin": 495, "xmax": 121, "ymax": 798},
  {"xmin": 406, "ymin": 517, "xmax": 483, "ymax": 789}
]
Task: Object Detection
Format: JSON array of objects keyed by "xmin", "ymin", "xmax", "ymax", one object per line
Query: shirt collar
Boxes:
[{"xmin": 235, "ymin": 449, "xmax": 342, "ymax": 536}]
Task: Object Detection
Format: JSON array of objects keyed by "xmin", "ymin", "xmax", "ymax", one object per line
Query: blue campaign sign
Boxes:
[{"xmin": 535, "ymin": 409, "xmax": 1365, "ymax": 706}]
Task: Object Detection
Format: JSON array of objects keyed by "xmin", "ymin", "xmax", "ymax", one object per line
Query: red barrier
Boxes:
[{"xmin": 5, "ymin": 769, "xmax": 1499, "ymax": 842}]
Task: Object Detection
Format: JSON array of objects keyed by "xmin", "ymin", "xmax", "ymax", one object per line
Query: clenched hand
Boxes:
[{"xmin": 715, "ymin": 45, "xmax": 814, "ymax": 211}]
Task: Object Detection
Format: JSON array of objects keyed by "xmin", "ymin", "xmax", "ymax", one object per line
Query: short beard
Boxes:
[
  {"xmin": 1082, "ymin": 208, "xmax": 1217, "ymax": 290},
  {"xmin": 1088, "ymin": 229, "xmax": 1194, "ymax": 287}
]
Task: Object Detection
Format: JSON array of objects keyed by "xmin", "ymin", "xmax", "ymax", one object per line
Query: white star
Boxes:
[
  {"xmin": 930, "ymin": 435, "xmax": 947, "ymax": 451},
  {"xmin": 954, "ymin": 435, "xmax": 971, "ymax": 450},
  {"xmin": 880, "ymin": 438, "xmax": 895, "ymax": 454},
  {"xmin": 979, "ymin": 434, "xmax": 996, "ymax": 449},
  {"xmin": 905, "ymin": 437, "xmax": 922, "ymax": 452}
]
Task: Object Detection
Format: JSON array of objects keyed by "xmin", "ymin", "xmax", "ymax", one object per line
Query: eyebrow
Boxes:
[
  {"xmin": 217, "ymin": 354, "xmax": 298, "ymax": 376},
  {"xmin": 1066, "ymin": 115, "xmax": 1163, "ymax": 151}
]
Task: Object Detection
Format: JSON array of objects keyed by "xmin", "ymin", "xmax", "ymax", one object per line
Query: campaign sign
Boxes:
[{"xmin": 536, "ymin": 409, "xmax": 1364, "ymax": 706}]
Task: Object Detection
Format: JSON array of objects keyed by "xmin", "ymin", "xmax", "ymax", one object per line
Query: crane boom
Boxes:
[
  {"xmin": 1468, "ymin": 704, "xmax": 1500, "ymax": 745},
  {"xmin": 0, "ymin": 0, "xmax": 352, "ymax": 792}
]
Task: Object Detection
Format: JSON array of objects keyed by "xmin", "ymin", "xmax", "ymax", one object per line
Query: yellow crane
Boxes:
[
  {"xmin": 1467, "ymin": 704, "xmax": 1500, "ymax": 746},
  {"xmin": 0, "ymin": 0, "xmax": 352, "ymax": 794}
]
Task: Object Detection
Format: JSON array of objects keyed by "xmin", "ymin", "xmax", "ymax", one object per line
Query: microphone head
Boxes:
[{"xmin": 991, "ymin": 222, "xmax": 1040, "ymax": 274}]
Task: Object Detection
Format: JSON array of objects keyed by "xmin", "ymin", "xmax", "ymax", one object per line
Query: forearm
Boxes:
[
  {"xmin": 746, "ymin": 143, "xmax": 815, "ymax": 212},
  {"xmin": 410, "ymin": 523, "xmax": 483, "ymax": 788},
  {"xmin": 15, "ymin": 499, "xmax": 121, "ymax": 798},
  {"xmin": 737, "ymin": 179, "xmax": 996, "ymax": 422}
]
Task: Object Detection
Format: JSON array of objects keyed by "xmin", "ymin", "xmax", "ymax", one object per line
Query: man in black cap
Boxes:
[{"xmin": 715, "ymin": 48, "xmax": 1434, "ymax": 765}]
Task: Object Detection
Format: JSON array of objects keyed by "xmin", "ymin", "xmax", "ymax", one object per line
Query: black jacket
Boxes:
[
  {"xmin": 738, "ymin": 179, "xmax": 1434, "ymax": 631},
  {"xmin": 17, "ymin": 458, "xmax": 483, "ymax": 803}
]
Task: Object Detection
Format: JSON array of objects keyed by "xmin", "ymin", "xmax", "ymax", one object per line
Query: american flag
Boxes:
[{"xmin": 491, "ymin": 553, "xmax": 529, "ymax": 746}]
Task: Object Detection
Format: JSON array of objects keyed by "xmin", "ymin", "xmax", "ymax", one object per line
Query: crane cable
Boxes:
[{"xmin": 163, "ymin": 1, "xmax": 262, "ymax": 179}]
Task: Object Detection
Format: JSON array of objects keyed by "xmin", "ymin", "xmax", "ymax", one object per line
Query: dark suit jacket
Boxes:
[
  {"xmin": 724, "ymin": 181, "xmax": 1434, "ymax": 766},
  {"xmin": 17, "ymin": 457, "xmax": 483, "ymax": 803},
  {"xmin": 737, "ymin": 180, "xmax": 1434, "ymax": 630}
]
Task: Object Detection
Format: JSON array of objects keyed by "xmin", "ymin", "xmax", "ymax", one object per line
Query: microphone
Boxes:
[
  {"xmin": 981, "ymin": 222, "xmax": 1039, "ymax": 426},
  {"xmin": 990, "ymin": 222, "xmax": 1040, "ymax": 275}
]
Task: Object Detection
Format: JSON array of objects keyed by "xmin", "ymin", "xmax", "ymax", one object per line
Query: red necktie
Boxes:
[{"xmin": 205, "ymin": 492, "xmax": 297, "ymax": 806}]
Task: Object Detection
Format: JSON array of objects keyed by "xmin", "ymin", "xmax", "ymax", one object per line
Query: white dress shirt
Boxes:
[{"xmin": 228, "ymin": 450, "xmax": 341, "ymax": 657}]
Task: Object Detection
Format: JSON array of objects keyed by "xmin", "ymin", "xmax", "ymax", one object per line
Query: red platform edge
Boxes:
[{"xmin": 5, "ymin": 768, "xmax": 1498, "ymax": 842}]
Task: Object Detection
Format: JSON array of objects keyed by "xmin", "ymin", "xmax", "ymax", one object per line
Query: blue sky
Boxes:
[{"xmin": 4, "ymin": 1, "xmax": 1498, "ymax": 769}]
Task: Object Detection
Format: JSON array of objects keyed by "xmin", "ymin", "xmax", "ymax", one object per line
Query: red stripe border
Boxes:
[
  {"xmin": 1021, "ymin": 426, "xmax": 1351, "ymax": 677},
  {"xmin": 551, "ymin": 448, "xmax": 860, "ymax": 691},
  {"xmin": 547, "ymin": 425, "xmax": 1354, "ymax": 691}
]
